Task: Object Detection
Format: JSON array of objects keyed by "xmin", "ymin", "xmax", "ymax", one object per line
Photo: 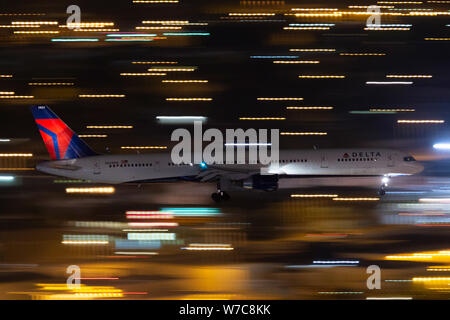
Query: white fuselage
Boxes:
[{"xmin": 36, "ymin": 148, "xmax": 424, "ymax": 184}]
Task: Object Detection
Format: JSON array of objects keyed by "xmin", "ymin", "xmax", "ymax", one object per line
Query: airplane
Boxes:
[{"xmin": 31, "ymin": 105, "xmax": 424, "ymax": 202}]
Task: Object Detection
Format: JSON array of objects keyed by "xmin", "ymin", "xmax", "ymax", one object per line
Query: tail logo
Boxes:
[
  {"xmin": 31, "ymin": 105, "xmax": 97, "ymax": 160},
  {"xmin": 35, "ymin": 119, "xmax": 74, "ymax": 160}
]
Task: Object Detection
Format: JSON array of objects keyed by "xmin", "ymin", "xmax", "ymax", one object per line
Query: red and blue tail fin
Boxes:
[{"xmin": 31, "ymin": 105, "xmax": 97, "ymax": 160}]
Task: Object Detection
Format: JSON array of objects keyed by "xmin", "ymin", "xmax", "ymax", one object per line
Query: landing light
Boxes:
[
  {"xmin": 433, "ymin": 143, "xmax": 450, "ymax": 150},
  {"xmin": 199, "ymin": 162, "xmax": 208, "ymax": 169}
]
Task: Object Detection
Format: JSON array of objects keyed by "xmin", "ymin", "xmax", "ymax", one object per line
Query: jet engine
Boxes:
[{"xmin": 240, "ymin": 174, "xmax": 278, "ymax": 191}]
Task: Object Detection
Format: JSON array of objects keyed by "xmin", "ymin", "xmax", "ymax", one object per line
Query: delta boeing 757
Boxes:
[{"xmin": 31, "ymin": 105, "xmax": 424, "ymax": 202}]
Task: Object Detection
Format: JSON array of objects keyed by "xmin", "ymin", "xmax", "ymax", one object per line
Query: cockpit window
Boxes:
[{"xmin": 403, "ymin": 156, "xmax": 416, "ymax": 162}]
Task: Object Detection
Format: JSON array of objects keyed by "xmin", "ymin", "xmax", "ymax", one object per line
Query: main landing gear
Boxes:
[{"xmin": 211, "ymin": 178, "xmax": 231, "ymax": 202}]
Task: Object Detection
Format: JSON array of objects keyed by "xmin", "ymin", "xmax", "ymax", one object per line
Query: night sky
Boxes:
[
  {"xmin": 1, "ymin": 1, "xmax": 450, "ymax": 301},
  {"xmin": 0, "ymin": 0, "xmax": 449, "ymax": 161}
]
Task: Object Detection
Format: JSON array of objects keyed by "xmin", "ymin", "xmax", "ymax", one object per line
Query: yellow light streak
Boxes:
[
  {"xmin": 65, "ymin": 187, "xmax": 115, "ymax": 194},
  {"xmin": 386, "ymin": 250, "xmax": 450, "ymax": 262},
  {"xmin": 148, "ymin": 68, "xmax": 195, "ymax": 71},
  {"xmin": 427, "ymin": 266, "xmax": 450, "ymax": 271},
  {"xmin": 11, "ymin": 21, "xmax": 58, "ymax": 25},
  {"xmin": 386, "ymin": 75, "xmax": 432, "ymax": 78},
  {"xmin": 413, "ymin": 277, "xmax": 450, "ymax": 282},
  {"xmin": 299, "ymin": 75, "xmax": 345, "ymax": 78},
  {"xmin": 0, "ymin": 153, "xmax": 33, "ymax": 157},
  {"xmin": 182, "ymin": 243, "xmax": 234, "ymax": 251},
  {"xmin": 61, "ymin": 22, "xmax": 114, "ymax": 28},
  {"xmin": 79, "ymin": 94, "xmax": 125, "ymax": 98},
  {"xmin": 291, "ymin": 8, "xmax": 338, "ymax": 11},
  {"xmin": 120, "ymin": 73, "xmax": 166, "ymax": 76},
  {"xmin": 293, "ymin": 13, "xmax": 342, "ymax": 17},
  {"xmin": 14, "ymin": 31, "xmax": 59, "ymax": 34},
  {"xmin": 74, "ymin": 28, "xmax": 119, "ymax": 32},
  {"xmin": 0, "ymin": 95, "xmax": 33, "ymax": 99},
  {"xmin": 410, "ymin": 12, "xmax": 442, "ymax": 16},
  {"xmin": 86, "ymin": 125, "xmax": 133, "ymax": 129},
  {"xmin": 291, "ymin": 194, "xmax": 338, "ymax": 198},
  {"xmin": 166, "ymin": 98, "xmax": 212, "ymax": 101},
  {"xmin": 0, "ymin": 25, "xmax": 40, "ymax": 28},
  {"xmin": 78, "ymin": 135, "xmax": 108, "ymax": 138}
]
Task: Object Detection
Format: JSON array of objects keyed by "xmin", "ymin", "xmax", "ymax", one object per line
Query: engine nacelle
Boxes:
[{"xmin": 241, "ymin": 174, "xmax": 278, "ymax": 191}]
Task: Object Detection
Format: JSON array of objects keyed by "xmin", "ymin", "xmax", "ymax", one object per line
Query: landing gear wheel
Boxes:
[
  {"xmin": 211, "ymin": 191, "xmax": 231, "ymax": 202},
  {"xmin": 211, "ymin": 193, "xmax": 221, "ymax": 202}
]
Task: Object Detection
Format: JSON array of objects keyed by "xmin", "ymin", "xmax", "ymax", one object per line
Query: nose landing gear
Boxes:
[
  {"xmin": 378, "ymin": 176, "xmax": 389, "ymax": 196},
  {"xmin": 211, "ymin": 178, "xmax": 231, "ymax": 202},
  {"xmin": 211, "ymin": 190, "xmax": 230, "ymax": 202}
]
